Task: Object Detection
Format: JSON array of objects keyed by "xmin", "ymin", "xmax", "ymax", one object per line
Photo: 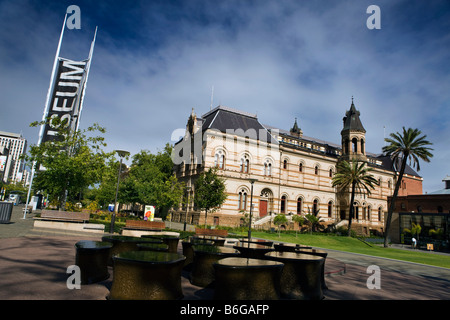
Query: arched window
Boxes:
[
  {"xmin": 313, "ymin": 199, "xmax": 318, "ymax": 215},
  {"xmin": 240, "ymin": 155, "xmax": 250, "ymax": 173},
  {"xmin": 360, "ymin": 139, "xmax": 365, "ymax": 154},
  {"xmin": 238, "ymin": 189, "xmax": 247, "ymax": 211},
  {"xmin": 378, "ymin": 207, "xmax": 383, "ymax": 221},
  {"xmin": 315, "ymin": 166, "xmax": 319, "ymax": 175},
  {"xmin": 283, "ymin": 159, "xmax": 288, "ymax": 169},
  {"xmin": 297, "ymin": 197, "xmax": 303, "ymax": 215},
  {"xmin": 354, "ymin": 203, "xmax": 359, "ymax": 219},
  {"xmin": 214, "ymin": 150, "xmax": 225, "ymax": 169},
  {"xmin": 328, "ymin": 201, "xmax": 333, "ymax": 217},
  {"xmin": 299, "ymin": 163, "xmax": 303, "ymax": 172},
  {"xmin": 367, "ymin": 205, "xmax": 371, "ymax": 221},
  {"xmin": 281, "ymin": 195, "xmax": 287, "ymax": 213},
  {"xmin": 329, "ymin": 168, "xmax": 333, "ymax": 178},
  {"xmin": 263, "ymin": 160, "xmax": 272, "ymax": 176},
  {"xmin": 352, "ymin": 138, "xmax": 358, "ymax": 153}
]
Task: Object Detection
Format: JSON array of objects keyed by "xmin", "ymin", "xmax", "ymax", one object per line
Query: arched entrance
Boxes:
[{"xmin": 259, "ymin": 188, "xmax": 273, "ymax": 218}]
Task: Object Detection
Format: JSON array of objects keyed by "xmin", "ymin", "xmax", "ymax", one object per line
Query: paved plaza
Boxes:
[{"xmin": 1, "ymin": 205, "xmax": 449, "ymax": 303}]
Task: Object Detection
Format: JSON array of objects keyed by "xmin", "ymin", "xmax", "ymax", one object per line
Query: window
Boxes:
[
  {"xmin": 314, "ymin": 166, "xmax": 319, "ymax": 175},
  {"xmin": 352, "ymin": 138, "xmax": 358, "ymax": 153},
  {"xmin": 328, "ymin": 201, "xmax": 333, "ymax": 217},
  {"xmin": 378, "ymin": 207, "xmax": 383, "ymax": 221},
  {"xmin": 313, "ymin": 199, "xmax": 318, "ymax": 215},
  {"xmin": 329, "ymin": 169, "xmax": 333, "ymax": 178},
  {"xmin": 214, "ymin": 150, "xmax": 225, "ymax": 169},
  {"xmin": 281, "ymin": 195, "xmax": 286, "ymax": 213},
  {"xmin": 264, "ymin": 160, "xmax": 272, "ymax": 176},
  {"xmin": 367, "ymin": 206, "xmax": 371, "ymax": 221},
  {"xmin": 299, "ymin": 163, "xmax": 303, "ymax": 172},
  {"xmin": 240, "ymin": 155, "xmax": 250, "ymax": 173},
  {"xmin": 297, "ymin": 197, "xmax": 303, "ymax": 215},
  {"xmin": 283, "ymin": 159, "xmax": 288, "ymax": 169},
  {"xmin": 238, "ymin": 190, "xmax": 247, "ymax": 211}
]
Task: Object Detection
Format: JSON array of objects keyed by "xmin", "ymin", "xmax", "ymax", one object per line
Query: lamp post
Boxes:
[
  {"xmin": 184, "ymin": 186, "xmax": 192, "ymax": 231},
  {"xmin": 109, "ymin": 149, "xmax": 129, "ymax": 234},
  {"xmin": 248, "ymin": 178, "xmax": 257, "ymax": 240}
]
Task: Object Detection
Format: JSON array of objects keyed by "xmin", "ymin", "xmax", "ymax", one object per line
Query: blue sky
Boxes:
[{"xmin": 1, "ymin": 0, "xmax": 449, "ymax": 193}]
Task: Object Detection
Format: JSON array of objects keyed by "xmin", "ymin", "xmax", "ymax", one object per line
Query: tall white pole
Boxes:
[
  {"xmin": 75, "ymin": 26, "xmax": 97, "ymax": 132},
  {"xmin": 23, "ymin": 15, "xmax": 67, "ymax": 219}
]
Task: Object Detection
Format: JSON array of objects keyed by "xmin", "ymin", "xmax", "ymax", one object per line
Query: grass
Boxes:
[{"xmin": 232, "ymin": 230, "xmax": 450, "ymax": 269}]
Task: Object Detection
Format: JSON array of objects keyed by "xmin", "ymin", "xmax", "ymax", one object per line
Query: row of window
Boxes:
[
  {"xmin": 214, "ymin": 152, "xmax": 334, "ymax": 177},
  {"xmin": 237, "ymin": 191, "xmax": 383, "ymax": 221},
  {"xmin": 215, "ymin": 152, "xmax": 393, "ymax": 189}
]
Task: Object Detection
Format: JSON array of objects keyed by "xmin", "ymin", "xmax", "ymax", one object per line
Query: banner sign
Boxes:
[
  {"xmin": 42, "ymin": 58, "xmax": 88, "ymax": 143},
  {"xmin": 144, "ymin": 205, "xmax": 155, "ymax": 221}
]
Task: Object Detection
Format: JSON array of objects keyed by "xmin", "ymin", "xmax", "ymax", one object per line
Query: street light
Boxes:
[
  {"xmin": 184, "ymin": 185, "xmax": 192, "ymax": 231},
  {"xmin": 248, "ymin": 178, "xmax": 257, "ymax": 240},
  {"xmin": 109, "ymin": 149, "xmax": 130, "ymax": 234}
]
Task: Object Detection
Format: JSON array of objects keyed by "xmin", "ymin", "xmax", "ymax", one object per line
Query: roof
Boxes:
[
  {"xmin": 342, "ymin": 101, "xmax": 366, "ymax": 133},
  {"xmin": 374, "ymin": 155, "xmax": 421, "ymax": 178},
  {"xmin": 200, "ymin": 105, "xmax": 277, "ymax": 143},
  {"xmin": 428, "ymin": 189, "xmax": 450, "ymax": 195}
]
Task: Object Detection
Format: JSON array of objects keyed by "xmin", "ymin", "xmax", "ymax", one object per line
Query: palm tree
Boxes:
[
  {"xmin": 332, "ymin": 159, "xmax": 378, "ymax": 236},
  {"xmin": 382, "ymin": 127, "xmax": 433, "ymax": 247}
]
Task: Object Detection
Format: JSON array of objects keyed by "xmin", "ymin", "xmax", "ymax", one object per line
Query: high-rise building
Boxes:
[{"xmin": 0, "ymin": 131, "xmax": 27, "ymax": 183}]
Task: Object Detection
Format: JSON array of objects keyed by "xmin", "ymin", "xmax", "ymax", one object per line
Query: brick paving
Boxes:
[{"xmin": 1, "ymin": 205, "xmax": 449, "ymax": 303}]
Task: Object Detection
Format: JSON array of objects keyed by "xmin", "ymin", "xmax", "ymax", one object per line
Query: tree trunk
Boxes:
[
  {"xmin": 347, "ymin": 182, "xmax": 356, "ymax": 236},
  {"xmin": 204, "ymin": 208, "xmax": 208, "ymax": 229},
  {"xmin": 384, "ymin": 156, "xmax": 408, "ymax": 247}
]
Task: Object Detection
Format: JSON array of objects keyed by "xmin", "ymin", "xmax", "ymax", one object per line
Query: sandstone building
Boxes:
[{"xmin": 172, "ymin": 101, "xmax": 423, "ymax": 235}]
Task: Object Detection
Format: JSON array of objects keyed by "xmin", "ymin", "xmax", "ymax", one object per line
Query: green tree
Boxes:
[
  {"xmin": 93, "ymin": 157, "xmax": 127, "ymax": 209},
  {"xmin": 273, "ymin": 214, "xmax": 288, "ymax": 236},
  {"xmin": 292, "ymin": 214, "xmax": 305, "ymax": 236},
  {"xmin": 126, "ymin": 144, "xmax": 184, "ymax": 218},
  {"xmin": 305, "ymin": 213, "xmax": 323, "ymax": 233},
  {"xmin": 194, "ymin": 167, "xmax": 227, "ymax": 228},
  {"xmin": 25, "ymin": 119, "xmax": 111, "ymax": 210},
  {"xmin": 332, "ymin": 159, "xmax": 378, "ymax": 236},
  {"xmin": 383, "ymin": 127, "xmax": 433, "ymax": 247}
]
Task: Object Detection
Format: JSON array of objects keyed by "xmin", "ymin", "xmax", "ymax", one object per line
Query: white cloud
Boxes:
[{"xmin": 0, "ymin": 0, "xmax": 449, "ymax": 192}]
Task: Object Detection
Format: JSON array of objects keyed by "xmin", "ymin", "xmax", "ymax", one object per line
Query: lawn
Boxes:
[{"xmin": 233, "ymin": 230, "xmax": 450, "ymax": 269}]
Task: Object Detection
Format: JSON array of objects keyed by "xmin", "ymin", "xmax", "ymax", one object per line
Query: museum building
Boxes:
[{"xmin": 172, "ymin": 101, "xmax": 423, "ymax": 235}]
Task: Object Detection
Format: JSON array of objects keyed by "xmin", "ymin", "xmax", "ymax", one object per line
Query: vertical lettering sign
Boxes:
[{"xmin": 42, "ymin": 58, "xmax": 88, "ymax": 143}]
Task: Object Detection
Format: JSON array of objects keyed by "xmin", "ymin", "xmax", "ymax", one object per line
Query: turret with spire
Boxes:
[
  {"xmin": 341, "ymin": 97, "xmax": 367, "ymax": 161},
  {"xmin": 290, "ymin": 117, "xmax": 303, "ymax": 137}
]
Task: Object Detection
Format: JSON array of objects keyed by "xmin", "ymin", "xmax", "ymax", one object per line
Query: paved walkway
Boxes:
[{"xmin": 1, "ymin": 204, "xmax": 449, "ymax": 303}]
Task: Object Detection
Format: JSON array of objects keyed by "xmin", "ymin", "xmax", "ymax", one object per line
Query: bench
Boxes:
[
  {"xmin": 121, "ymin": 220, "xmax": 167, "ymax": 237},
  {"xmin": 195, "ymin": 228, "xmax": 228, "ymax": 238},
  {"xmin": 38, "ymin": 210, "xmax": 90, "ymax": 222},
  {"xmin": 124, "ymin": 220, "xmax": 166, "ymax": 231},
  {"xmin": 33, "ymin": 210, "xmax": 104, "ymax": 233}
]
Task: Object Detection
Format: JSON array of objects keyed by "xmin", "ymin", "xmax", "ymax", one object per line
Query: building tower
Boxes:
[{"xmin": 340, "ymin": 98, "xmax": 367, "ymax": 162}]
